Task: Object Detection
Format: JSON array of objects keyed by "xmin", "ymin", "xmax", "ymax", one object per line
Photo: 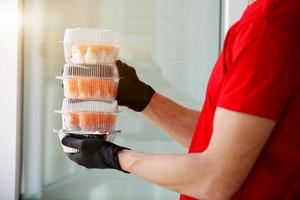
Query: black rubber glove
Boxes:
[
  {"xmin": 62, "ymin": 135, "xmax": 129, "ymax": 172},
  {"xmin": 116, "ymin": 60, "xmax": 155, "ymax": 112}
]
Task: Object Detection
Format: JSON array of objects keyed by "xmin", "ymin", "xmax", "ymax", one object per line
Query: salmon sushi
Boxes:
[
  {"xmin": 77, "ymin": 79, "xmax": 117, "ymax": 100},
  {"xmin": 79, "ymin": 113, "xmax": 98, "ymax": 131},
  {"xmin": 77, "ymin": 79, "xmax": 97, "ymax": 99},
  {"xmin": 71, "ymin": 44, "xmax": 87, "ymax": 64},
  {"xmin": 94, "ymin": 113, "xmax": 116, "ymax": 131},
  {"xmin": 64, "ymin": 79, "xmax": 79, "ymax": 98},
  {"xmin": 79, "ymin": 112, "xmax": 116, "ymax": 132},
  {"xmin": 94, "ymin": 79, "xmax": 117, "ymax": 99},
  {"xmin": 85, "ymin": 44, "xmax": 117, "ymax": 64},
  {"xmin": 62, "ymin": 113, "xmax": 80, "ymax": 130}
]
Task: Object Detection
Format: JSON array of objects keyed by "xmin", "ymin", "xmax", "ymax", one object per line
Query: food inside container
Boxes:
[
  {"xmin": 64, "ymin": 79, "xmax": 79, "ymax": 98},
  {"xmin": 63, "ymin": 28, "xmax": 119, "ymax": 64},
  {"xmin": 79, "ymin": 112, "xmax": 116, "ymax": 131},
  {"xmin": 72, "ymin": 44, "xmax": 118, "ymax": 64},
  {"xmin": 59, "ymin": 99, "xmax": 118, "ymax": 132},
  {"xmin": 58, "ymin": 64, "xmax": 119, "ymax": 100},
  {"xmin": 62, "ymin": 113, "xmax": 80, "ymax": 130},
  {"xmin": 62, "ymin": 112, "xmax": 116, "ymax": 132}
]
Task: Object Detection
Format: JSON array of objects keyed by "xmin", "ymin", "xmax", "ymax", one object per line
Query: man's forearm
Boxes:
[
  {"xmin": 117, "ymin": 108, "xmax": 275, "ymax": 200},
  {"xmin": 118, "ymin": 150, "xmax": 215, "ymax": 199},
  {"xmin": 142, "ymin": 93, "xmax": 200, "ymax": 148}
]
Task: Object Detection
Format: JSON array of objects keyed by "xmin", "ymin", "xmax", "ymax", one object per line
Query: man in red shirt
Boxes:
[{"xmin": 62, "ymin": 0, "xmax": 300, "ymax": 199}]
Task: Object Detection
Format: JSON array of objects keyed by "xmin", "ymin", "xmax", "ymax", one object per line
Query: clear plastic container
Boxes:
[
  {"xmin": 63, "ymin": 28, "xmax": 119, "ymax": 64},
  {"xmin": 57, "ymin": 64, "xmax": 119, "ymax": 100},
  {"xmin": 54, "ymin": 129, "xmax": 119, "ymax": 153},
  {"xmin": 58, "ymin": 99, "xmax": 118, "ymax": 132}
]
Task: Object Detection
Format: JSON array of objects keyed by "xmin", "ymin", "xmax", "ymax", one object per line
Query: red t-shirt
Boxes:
[{"xmin": 180, "ymin": 0, "xmax": 300, "ymax": 199}]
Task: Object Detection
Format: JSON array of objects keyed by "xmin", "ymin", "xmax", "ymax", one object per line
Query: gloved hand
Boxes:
[
  {"xmin": 116, "ymin": 60, "xmax": 155, "ymax": 112},
  {"xmin": 62, "ymin": 135, "xmax": 130, "ymax": 172}
]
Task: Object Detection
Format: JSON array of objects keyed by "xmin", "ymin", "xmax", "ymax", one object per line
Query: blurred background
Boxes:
[{"xmin": 0, "ymin": 0, "xmax": 248, "ymax": 199}]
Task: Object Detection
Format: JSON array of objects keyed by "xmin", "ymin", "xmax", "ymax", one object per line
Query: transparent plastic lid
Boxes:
[
  {"xmin": 61, "ymin": 111, "xmax": 117, "ymax": 132},
  {"xmin": 61, "ymin": 78, "xmax": 119, "ymax": 100},
  {"xmin": 57, "ymin": 64, "xmax": 119, "ymax": 100},
  {"xmin": 60, "ymin": 99, "xmax": 118, "ymax": 113},
  {"xmin": 68, "ymin": 44, "xmax": 119, "ymax": 64},
  {"xmin": 58, "ymin": 64, "xmax": 119, "ymax": 79},
  {"xmin": 63, "ymin": 28, "xmax": 119, "ymax": 44}
]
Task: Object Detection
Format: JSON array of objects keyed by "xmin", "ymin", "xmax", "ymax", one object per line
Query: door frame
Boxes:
[{"xmin": 0, "ymin": 0, "xmax": 23, "ymax": 200}]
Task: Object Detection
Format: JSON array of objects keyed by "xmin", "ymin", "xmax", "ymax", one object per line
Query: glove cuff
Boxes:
[
  {"xmin": 114, "ymin": 147, "xmax": 131, "ymax": 173},
  {"xmin": 98, "ymin": 142, "xmax": 131, "ymax": 173},
  {"xmin": 128, "ymin": 84, "xmax": 155, "ymax": 112}
]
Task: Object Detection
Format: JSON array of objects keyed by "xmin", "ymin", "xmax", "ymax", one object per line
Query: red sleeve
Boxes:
[{"xmin": 218, "ymin": 19, "xmax": 298, "ymax": 121}]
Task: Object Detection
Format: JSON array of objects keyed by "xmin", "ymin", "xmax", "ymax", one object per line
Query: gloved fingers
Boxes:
[
  {"xmin": 116, "ymin": 60, "xmax": 136, "ymax": 75},
  {"xmin": 62, "ymin": 135, "xmax": 82, "ymax": 149},
  {"xmin": 116, "ymin": 60, "xmax": 127, "ymax": 76},
  {"xmin": 116, "ymin": 60, "xmax": 139, "ymax": 83},
  {"xmin": 66, "ymin": 153, "xmax": 85, "ymax": 166},
  {"xmin": 116, "ymin": 60, "xmax": 124, "ymax": 69},
  {"xmin": 116, "ymin": 59, "xmax": 123, "ymax": 66}
]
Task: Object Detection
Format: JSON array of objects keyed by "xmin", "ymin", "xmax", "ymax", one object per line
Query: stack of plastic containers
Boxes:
[{"xmin": 55, "ymin": 28, "xmax": 120, "ymax": 153}]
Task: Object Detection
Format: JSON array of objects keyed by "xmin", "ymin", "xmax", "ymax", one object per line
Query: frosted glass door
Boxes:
[{"xmin": 22, "ymin": 0, "xmax": 221, "ymax": 199}]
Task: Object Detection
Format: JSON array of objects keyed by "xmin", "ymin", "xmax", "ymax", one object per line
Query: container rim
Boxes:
[
  {"xmin": 54, "ymin": 110, "xmax": 120, "ymax": 114},
  {"xmin": 52, "ymin": 129, "xmax": 121, "ymax": 135},
  {"xmin": 55, "ymin": 76, "xmax": 120, "ymax": 80},
  {"xmin": 59, "ymin": 41, "xmax": 120, "ymax": 46}
]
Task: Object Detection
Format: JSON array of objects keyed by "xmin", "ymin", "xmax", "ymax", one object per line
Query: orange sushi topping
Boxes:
[
  {"xmin": 87, "ymin": 44, "xmax": 115, "ymax": 53},
  {"xmin": 72, "ymin": 44, "xmax": 87, "ymax": 54},
  {"xmin": 65, "ymin": 79, "xmax": 78, "ymax": 97},
  {"xmin": 95, "ymin": 79, "xmax": 116, "ymax": 98},
  {"xmin": 69, "ymin": 113, "xmax": 79, "ymax": 126}
]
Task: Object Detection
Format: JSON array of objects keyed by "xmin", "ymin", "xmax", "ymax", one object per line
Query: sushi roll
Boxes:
[
  {"xmin": 79, "ymin": 112, "xmax": 116, "ymax": 132},
  {"xmin": 77, "ymin": 79, "xmax": 97, "ymax": 99},
  {"xmin": 59, "ymin": 64, "xmax": 119, "ymax": 100},
  {"xmin": 63, "ymin": 29, "xmax": 119, "ymax": 64},
  {"xmin": 64, "ymin": 79, "xmax": 79, "ymax": 98},
  {"xmin": 85, "ymin": 44, "xmax": 116, "ymax": 64},
  {"xmin": 94, "ymin": 113, "xmax": 116, "ymax": 131},
  {"xmin": 60, "ymin": 99, "xmax": 118, "ymax": 132},
  {"xmin": 79, "ymin": 113, "xmax": 98, "ymax": 131},
  {"xmin": 94, "ymin": 79, "xmax": 117, "ymax": 99},
  {"xmin": 77, "ymin": 79, "xmax": 117, "ymax": 100},
  {"xmin": 62, "ymin": 113, "xmax": 80, "ymax": 131},
  {"xmin": 71, "ymin": 44, "xmax": 87, "ymax": 64}
]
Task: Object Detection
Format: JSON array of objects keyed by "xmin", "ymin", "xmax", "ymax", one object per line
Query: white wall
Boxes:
[
  {"xmin": 224, "ymin": 0, "xmax": 248, "ymax": 34},
  {"xmin": 0, "ymin": 0, "xmax": 22, "ymax": 200},
  {"xmin": 153, "ymin": 0, "xmax": 221, "ymax": 102}
]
